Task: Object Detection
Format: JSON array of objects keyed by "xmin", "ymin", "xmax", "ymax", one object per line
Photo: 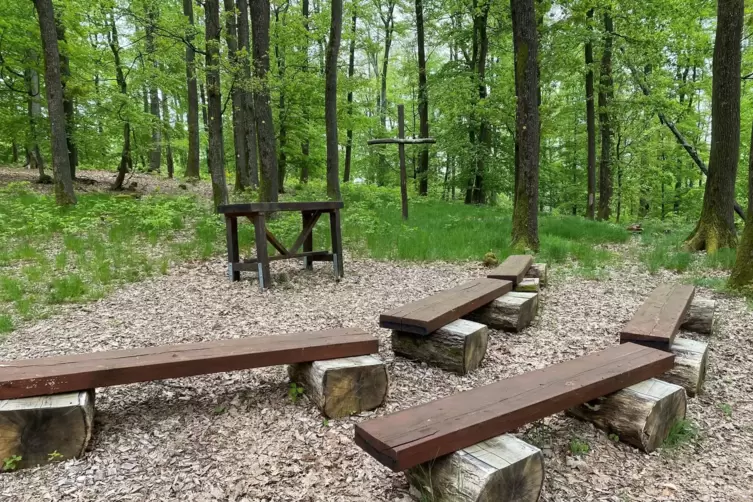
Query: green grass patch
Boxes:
[
  {"xmin": 0, "ymin": 314, "xmax": 13, "ymax": 334},
  {"xmin": 663, "ymin": 419, "xmax": 699, "ymax": 449}
]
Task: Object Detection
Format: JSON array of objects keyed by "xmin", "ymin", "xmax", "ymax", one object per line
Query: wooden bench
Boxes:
[
  {"xmin": 620, "ymin": 284, "xmax": 695, "ymax": 350},
  {"xmin": 380, "ymin": 278, "xmax": 512, "ymax": 336},
  {"xmin": 487, "ymin": 255, "xmax": 533, "ymax": 285},
  {"xmin": 355, "ymin": 342, "xmax": 673, "ymax": 472}
]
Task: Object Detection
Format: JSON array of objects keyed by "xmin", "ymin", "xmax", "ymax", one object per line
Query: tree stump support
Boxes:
[
  {"xmin": 681, "ymin": 298, "xmax": 715, "ymax": 335},
  {"xmin": 405, "ymin": 434, "xmax": 544, "ymax": 502},
  {"xmin": 662, "ymin": 337, "xmax": 709, "ymax": 397},
  {"xmin": 525, "ymin": 263, "xmax": 548, "ymax": 287},
  {"xmin": 464, "ymin": 292, "xmax": 538, "ymax": 332},
  {"xmin": 515, "ymin": 278, "xmax": 540, "ymax": 293}
]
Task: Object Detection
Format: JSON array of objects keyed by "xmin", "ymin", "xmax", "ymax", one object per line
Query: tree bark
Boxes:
[
  {"xmin": 343, "ymin": 9, "xmax": 357, "ymax": 183},
  {"xmin": 34, "ymin": 0, "xmax": 75, "ymax": 205},
  {"xmin": 524, "ymin": 263, "xmax": 547, "ymax": 287},
  {"xmin": 585, "ymin": 8, "xmax": 596, "ymax": 219},
  {"xmin": 325, "ymin": 0, "xmax": 343, "ymax": 200},
  {"xmin": 464, "ymin": 291, "xmax": 538, "ymax": 332},
  {"xmin": 681, "ymin": 298, "xmax": 715, "ymax": 335},
  {"xmin": 662, "ymin": 337, "xmax": 709, "ymax": 397},
  {"xmin": 597, "ymin": 12, "xmax": 613, "ymax": 221},
  {"xmin": 378, "ymin": 1, "xmax": 396, "ymax": 129},
  {"xmin": 237, "ymin": 0, "xmax": 259, "ymax": 187},
  {"xmin": 24, "ymin": 51, "xmax": 48, "ymax": 183},
  {"xmin": 145, "ymin": 6, "xmax": 162, "ymax": 173},
  {"xmin": 465, "ymin": 0, "xmax": 490, "ymax": 205},
  {"xmin": 511, "ymin": 0, "xmax": 540, "ymax": 250},
  {"xmin": 729, "ymin": 103, "xmax": 753, "ymax": 287},
  {"xmin": 54, "ymin": 11, "xmax": 77, "ymax": 179},
  {"xmin": 274, "ymin": 5, "xmax": 287, "ymax": 194},
  {"xmin": 205, "ymin": 0, "xmax": 229, "ymax": 209},
  {"xmin": 415, "ymin": 0, "xmax": 429, "ymax": 196},
  {"xmin": 162, "ymin": 95, "xmax": 174, "ymax": 179},
  {"xmin": 108, "ymin": 11, "xmax": 132, "ymax": 191},
  {"xmin": 182, "ymin": 0, "xmax": 201, "ymax": 179},
  {"xmin": 250, "ymin": 0, "xmax": 279, "ymax": 201},
  {"xmin": 686, "ymin": 0, "xmax": 743, "ymax": 253},
  {"xmin": 300, "ymin": 0, "xmax": 311, "ymax": 184},
  {"xmin": 224, "ymin": 0, "xmax": 250, "ymax": 191}
]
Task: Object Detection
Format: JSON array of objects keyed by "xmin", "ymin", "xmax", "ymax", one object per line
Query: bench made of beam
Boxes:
[
  {"xmin": 355, "ymin": 342, "xmax": 673, "ymax": 471},
  {"xmin": 0, "ymin": 328, "xmax": 377, "ymax": 400},
  {"xmin": 380, "ymin": 278, "xmax": 512, "ymax": 336},
  {"xmin": 620, "ymin": 284, "xmax": 695, "ymax": 350},
  {"xmin": 487, "ymin": 255, "xmax": 534, "ymax": 285}
]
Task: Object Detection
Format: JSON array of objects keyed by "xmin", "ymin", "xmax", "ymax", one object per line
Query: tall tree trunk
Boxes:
[
  {"xmin": 686, "ymin": 0, "xmax": 743, "ymax": 252},
  {"xmin": 415, "ymin": 0, "xmax": 429, "ymax": 196},
  {"xmin": 274, "ymin": 5, "xmax": 287, "ymax": 193},
  {"xmin": 465, "ymin": 0, "xmax": 490, "ymax": 205},
  {"xmin": 300, "ymin": 0, "xmax": 311, "ymax": 183},
  {"xmin": 343, "ymin": 9, "xmax": 357, "ymax": 183},
  {"xmin": 25, "ymin": 51, "xmax": 48, "ymax": 183},
  {"xmin": 145, "ymin": 6, "xmax": 161, "ymax": 173},
  {"xmin": 378, "ymin": 0, "xmax": 396, "ymax": 128},
  {"xmin": 33, "ymin": 0, "xmax": 75, "ymax": 205},
  {"xmin": 224, "ymin": 0, "xmax": 250, "ymax": 191},
  {"xmin": 205, "ymin": 0, "xmax": 229, "ymax": 209},
  {"xmin": 162, "ymin": 95, "xmax": 174, "ymax": 179},
  {"xmin": 183, "ymin": 0, "xmax": 201, "ymax": 179},
  {"xmin": 585, "ymin": 8, "xmax": 596, "ymax": 219},
  {"xmin": 54, "ymin": 11, "xmax": 77, "ymax": 179},
  {"xmin": 597, "ymin": 12, "xmax": 613, "ymax": 221},
  {"xmin": 237, "ymin": 0, "xmax": 258, "ymax": 187},
  {"xmin": 199, "ymin": 82, "xmax": 211, "ymax": 173},
  {"xmin": 325, "ymin": 0, "xmax": 343, "ymax": 200},
  {"xmin": 108, "ymin": 11, "xmax": 132, "ymax": 191},
  {"xmin": 729, "ymin": 105, "xmax": 753, "ymax": 287},
  {"xmin": 11, "ymin": 141, "xmax": 19, "ymax": 164},
  {"xmin": 510, "ymin": 0, "xmax": 540, "ymax": 250},
  {"xmin": 251, "ymin": 0, "xmax": 279, "ymax": 201}
]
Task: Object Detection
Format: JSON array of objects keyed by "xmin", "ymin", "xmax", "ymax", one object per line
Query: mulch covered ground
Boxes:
[{"xmin": 1, "ymin": 246, "xmax": 751, "ymax": 502}]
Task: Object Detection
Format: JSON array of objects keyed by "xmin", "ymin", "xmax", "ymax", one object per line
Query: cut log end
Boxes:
[
  {"xmin": 464, "ymin": 292, "xmax": 538, "ymax": 332},
  {"xmin": 568, "ymin": 378, "xmax": 686, "ymax": 452},
  {"xmin": 525, "ymin": 263, "xmax": 548, "ymax": 287},
  {"xmin": 288, "ymin": 355, "xmax": 388, "ymax": 419},
  {"xmin": 392, "ymin": 319, "xmax": 489, "ymax": 374},
  {"xmin": 681, "ymin": 298, "xmax": 715, "ymax": 335},
  {"xmin": 406, "ymin": 434, "xmax": 544, "ymax": 502},
  {"xmin": 663, "ymin": 337, "xmax": 709, "ymax": 397},
  {"xmin": 515, "ymin": 278, "xmax": 540, "ymax": 293},
  {"xmin": 0, "ymin": 390, "xmax": 94, "ymax": 471}
]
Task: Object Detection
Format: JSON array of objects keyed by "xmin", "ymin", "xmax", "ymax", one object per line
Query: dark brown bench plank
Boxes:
[
  {"xmin": 487, "ymin": 255, "xmax": 533, "ymax": 285},
  {"xmin": 380, "ymin": 278, "xmax": 512, "ymax": 336},
  {"xmin": 620, "ymin": 284, "xmax": 695, "ymax": 350},
  {"xmin": 355, "ymin": 343, "xmax": 673, "ymax": 471},
  {"xmin": 0, "ymin": 328, "xmax": 377, "ymax": 400}
]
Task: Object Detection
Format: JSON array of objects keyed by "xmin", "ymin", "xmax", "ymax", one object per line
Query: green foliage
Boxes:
[
  {"xmin": 663, "ymin": 419, "xmax": 699, "ymax": 449},
  {"xmin": 288, "ymin": 382, "xmax": 305, "ymax": 404},
  {"xmin": 47, "ymin": 451, "xmax": 64, "ymax": 462},
  {"xmin": 569, "ymin": 437, "xmax": 590, "ymax": 456},
  {"xmin": 718, "ymin": 403, "xmax": 733, "ymax": 418},
  {"xmin": 608, "ymin": 433, "xmax": 620, "ymax": 443},
  {"xmin": 2, "ymin": 455, "xmax": 22, "ymax": 471}
]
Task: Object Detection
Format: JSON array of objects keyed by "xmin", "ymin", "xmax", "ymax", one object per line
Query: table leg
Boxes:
[
  {"xmin": 253, "ymin": 213, "xmax": 272, "ymax": 290},
  {"xmin": 225, "ymin": 216, "xmax": 240, "ymax": 281},
  {"xmin": 302, "ymin": 211, "xmax": 314, "ymax": 271},
  {"xmin": 329, "ymin": 209, "xmax": 344, "ymax": 279}
]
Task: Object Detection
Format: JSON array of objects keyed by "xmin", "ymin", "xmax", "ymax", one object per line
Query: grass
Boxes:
[
  {"xmin": 569, "ymin": 437, "xmax": 590, "ymax": 456},
  {"xmin": 662, "ymin": 419, "xmax": 699, "ymax": 449}
]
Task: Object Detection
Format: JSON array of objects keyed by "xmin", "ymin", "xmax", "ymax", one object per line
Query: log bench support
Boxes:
[
  {"xmin": 568, "ymin": 378, "xmax": 686, "ymax": 452},
  {"xmin": 405, "ymin": 434, "xmax": 544, "ymax": 502},
  {"xmin": 464, "ymin": 292, "xmax": 539, "ymax": 332},
  {"xmin": 515, "ymin": 278, "xmax": 540, "ymax": 293},
  {"xmin": 0, "ymin": 390, "xmax": 94, "ymax": 471},
  {"xmin": 681, "ymin": 298, "xmax": 715, "ymax": 335},
  {"xmin": 288, "ymin": 355, "xmax": 388, "ymax": 418},
  {"xmin": 525, "ymin": 263, "xmax": 547, "ymax": 287},
  {"xmin": 662, "ymin": 337, "xmax": 709, "ymax": 397},
  {"xmin": 392, "ymin": 320, "xmax": 489, "ymax": 375}
]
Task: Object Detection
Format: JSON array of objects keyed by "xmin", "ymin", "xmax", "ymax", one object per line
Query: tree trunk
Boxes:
[
  {"xmin": 182, "ymin": 0, "xmax": 201, "ymax": 179},
  {"xmin": 300, "ymin": 0, "xmax": 311, "ymax": 184},
  {"xmin": 108, "ymin": 11, "xmax": 131, "ymax": 191},
  {"xmin": 415, "ymin": 0, "xmax": 429, "ymax": 196},
  {"xmin": 250, "ymin": 0, "xmax": 279, "ymax": 201},
  {"xmin": 54, "ymin": 12, "xmax": 77, "ymax": 180},
  {"xmin": 686, "ymin": 0, "xmax": 743, "ymax": 253},
  {"xmin": 325, "ymin": 0, "xmax": 343, "ymax": 200},
  {"xmin": 662, "ymin": 337, "xmax": 709, "ymax": 398},
  {"xmin": 145, "ymin": 6, "xmax": 162, "ymax": 173},
  {"xmin": 205, "ymin": 0, "xmax": 229, "ymax": 209},
  {"xmin": 465, "ymin": 0, "xmax": 490, "ymax": 205},
  {"xmin": 200, "ymin": 82, "xmax": 211, "ymax": 173},
  {"xmin": 597, "ymin": 12, "xmax": 613, "ymax": 221},
  {"xmin": 274, "ymin": 6, "xmax": 287, "ymax": 194},
  {"xmin": 162, "ymin": 95, "xmax": 174, "ymax": 179},
  {"xmin": 24, "ymin": 52, "xmax": 48, "ymax": 183},
  {"xmin": 378, "ymin": 1, "xmax": 396, "ymax": 129},
  {"xmin": 510, "ymin": 0, "xmax": 540, "ymax": 251},
  {"xmin": 343, "ymin": 9, "xmax": 357, "ymax": 183},
  {"xmin": 33, "ymin": 0, "xmax": 75, "ymax": 205},
  {"xmin": 585, "ymin": 8, "xmax": 596, "ymax": 219},
  {"xmin": 224, "ymin": 0, "xmax": 250, "ymax": 191},
  {"xmin": 237, "ymin": 0, "xmax": 259, "ymax": 187},
  {"xmin": 729, "ymin": 103, "xmax": 753, "ymax": 287}
]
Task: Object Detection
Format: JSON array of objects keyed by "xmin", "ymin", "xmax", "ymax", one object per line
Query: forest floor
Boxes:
[{"xmin": 0, "ymin": 245, "xmax": 751, "ymax": 501}]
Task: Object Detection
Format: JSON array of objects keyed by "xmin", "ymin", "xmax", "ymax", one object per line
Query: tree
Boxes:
[
  {"xmin": 685, "ymin": 0, "xmax": 743, "ymax": 252},
  {"xmin": 33, "ymin": 0, "xmax": 75, "ymax": 205},
  {"xmin": 343, "ymin": 8, "xmax": 357, "ymax": 183},
  {"xmin": 415, "ymin": 0, "xmax": 429, "ymax": 196},
  {"xmin": 584, "ymin": 8, "xmax": 596, "ymax": 219},
  {"xmin": 300, "ymin": 0, "xmax": 311, "ymax": 183},
  {"xmin": 54, "ymin": 8, "xmax": 77, "ymax": 179},
  {"xmin": 377, "ymin": 0, "xmax": 396, "ymax": 128},
  {"xmin": 237, "ymin": 0, "xmax": 259, "ymax": 187},
  {"xmin": 223, "ymin": 0, "xmax": 250, "ymax": 190},
  {"xmin": 144, "ymin": 4, "xmax": 161, "ymax": 173},
  {"xmin": 182, "ymin": 0, "xmax": 200, "ymax": 179},
  {"xmin": 24, "ymin": 50, "xmax": 48, "ymax": 183},
  {"xmin": 597, "ymin": 11, "xmax": 613, "ymax": 221},
  {"xmin": 107, "ymin": 10, "xmax": 132, "ymax": 191},
  {"xmin": 729, "ymin": 118, "xmax": 753, "ymax": 288},
  {"xmin": 205, "ymin": 0, "xmax": 229, "ymax": 209},
  {"xmin": 510, "ymin": 0, "xmax": 540, "ymax": 250},
  {"xmin": 325, "ymin": 0, "xmax": 343, "ymax": 200},
  {"xmin": 251, "ymin": 0, "xmax": 279, "ymax": 201}
]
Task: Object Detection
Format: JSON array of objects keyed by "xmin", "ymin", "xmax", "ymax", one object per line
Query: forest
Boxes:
[{"xmin": 0, "ymin": 0, "xmax": 752, "ymax": 290}]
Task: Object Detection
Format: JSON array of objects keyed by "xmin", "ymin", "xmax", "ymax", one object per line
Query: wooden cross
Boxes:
[{"xmin": 368, "ymin": 104, "xmax": 436, "ymax": 220}]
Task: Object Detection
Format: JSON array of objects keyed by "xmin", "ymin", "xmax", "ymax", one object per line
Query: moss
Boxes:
[{"xmin": 685, "ymin": 217, "xmax": 737, "ymax": 253}]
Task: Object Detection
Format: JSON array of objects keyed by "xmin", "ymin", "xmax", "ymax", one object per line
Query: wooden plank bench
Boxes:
[
  {"xmin": 619, "ymin": 284, "xmax": 695, "ymax": 350},
  {"xmin": 487, "ymin": 255, "xmax": 533, "ymax": 285},
  {"xmin": 355, "ymin": 342, "xmax": 674, "ymax": 471},
  {"xmin": 0, "ymin": 328, "xmax": 377, "ymax": 399},
  {"xmin": 380, "ymin": 278, "xmax": 512, "ymax": 336}
]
